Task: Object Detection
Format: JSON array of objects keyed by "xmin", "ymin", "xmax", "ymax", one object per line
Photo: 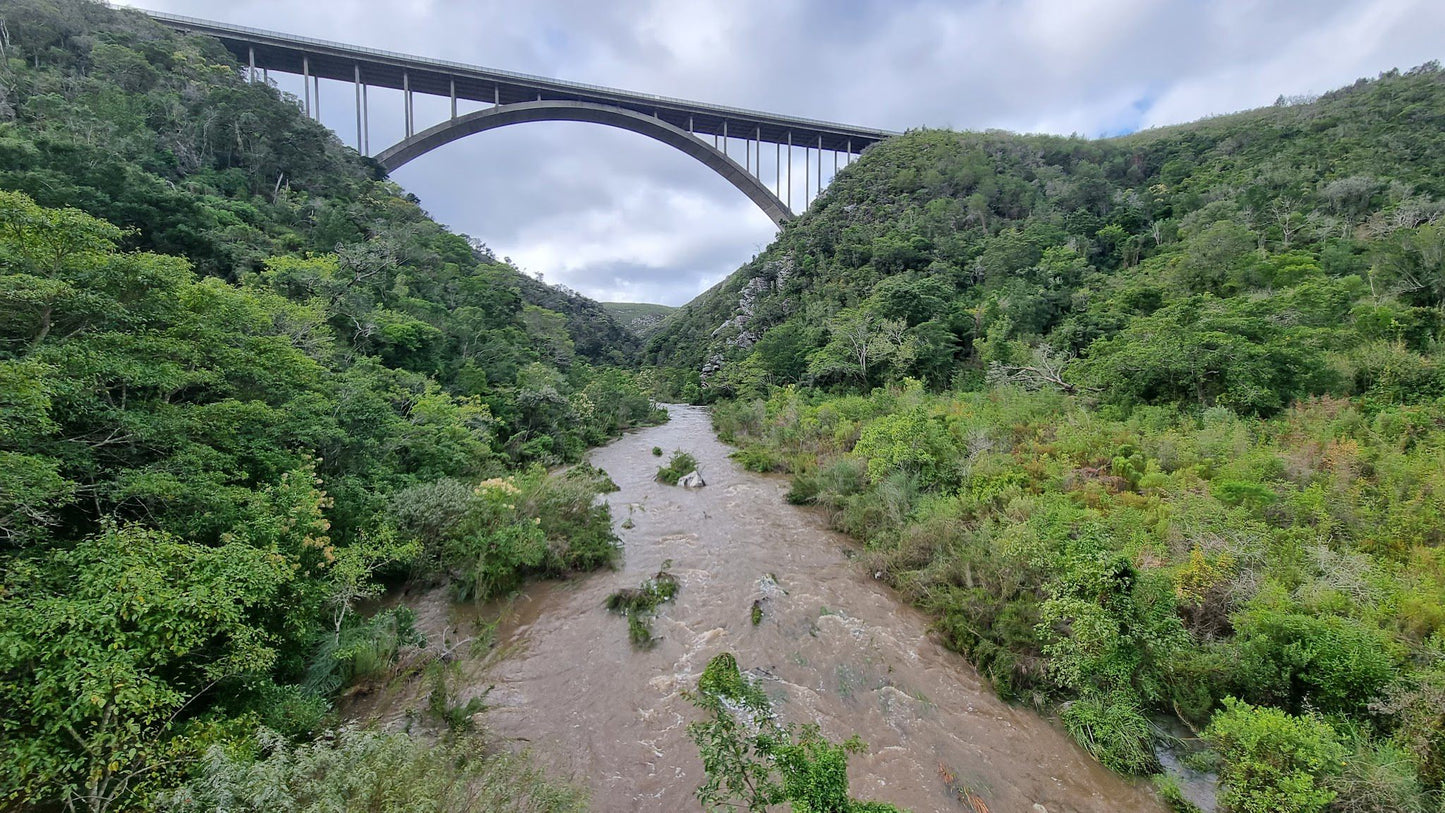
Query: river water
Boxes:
[{"xmin": 379, "ymin": 405, "xmax": 1165, "ymax": 811}]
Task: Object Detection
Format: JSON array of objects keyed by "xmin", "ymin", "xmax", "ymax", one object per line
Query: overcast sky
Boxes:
[{"xmin": 121, "ymin": 0, "xmax": 1444, "ymax": 305}]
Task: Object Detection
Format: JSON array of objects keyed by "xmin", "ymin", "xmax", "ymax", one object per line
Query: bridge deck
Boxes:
[{"xmin": 142, "ymin": 10, "xmax": 896, "ymax": 155}]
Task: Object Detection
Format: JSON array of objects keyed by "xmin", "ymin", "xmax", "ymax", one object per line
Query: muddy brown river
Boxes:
[{"xmin": 372, "ymin": 405, "xmax": 1165, "ymax": 811}]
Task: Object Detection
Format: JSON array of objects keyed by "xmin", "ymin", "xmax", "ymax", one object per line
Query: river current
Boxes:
[{"xmin": 366, "ymin": 405, "xmax": 1164, "ymax": 811}]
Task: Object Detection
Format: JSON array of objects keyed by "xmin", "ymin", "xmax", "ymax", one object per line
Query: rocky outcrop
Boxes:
[{"xmin": 699, "ymin": 256, "xmax": 797, "ymax": 387}]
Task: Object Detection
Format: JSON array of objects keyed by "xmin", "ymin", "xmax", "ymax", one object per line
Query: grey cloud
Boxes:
[{"xmin": 122, "ymin": 0, "xmax": 1444, "ymax": 304}]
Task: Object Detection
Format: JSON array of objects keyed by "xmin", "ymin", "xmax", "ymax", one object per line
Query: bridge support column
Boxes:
[
  {"xmin": 313, "ymin": 74, "xmax": 320, "ymax": 119},
  {"xmin": 450, "ymin": 78, "xmax": 457, "ymax": 119},
  {"xmin": 787, "ymin": 131, "xmax": 792, "ymax": 211},
  {"xmin": 303, "ymin": 56, "xmax": 310, "ymax": 117},
  {"xmin": 248, "ymin": 46, "xmax": 255, "ymax": 82},
  {"xmin": 753, "ymin": 126, "xmax": 760, "ymax": 178},
  {"xmin": 494, "ymin": 86, "xmax": 500, "ymax": 107},
  {"xmin": 775, "ymin": 140, "xmax": 781, "ymax": 199},
  {"xmin": 362, "ymin": 80, "xmax": 369, "ymax": 154},
  {"xmin": 403, "ymin": 71, "xmax": 412, "ymax": 137},
  {"xmin": 817, "ymin": 135, "xmax": 822, "ymax": 197},
  {"xmin": 804, "ymin": 142, "xmax": 809, "ymax": 207},
  {"xmin": 722, "ymin": 121, "xmax": 728, "ymax": 158},
  {"xmin": 354, "ymin": 65, "xmax": 362, "ymax": 151}
]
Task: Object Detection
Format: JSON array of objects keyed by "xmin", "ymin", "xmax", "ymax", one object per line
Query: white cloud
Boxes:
[{"xmin": 117, "ymin": 0, "xmax": 1445, "ymax": 304}]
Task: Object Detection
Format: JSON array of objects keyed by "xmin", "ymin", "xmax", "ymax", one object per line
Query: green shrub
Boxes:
[
  {"xmin": 521, "ymin": 465, "xmax": 621, "ymax": 573},
  {"xmin": 731, "ymin": 445, "xmax": 784, "ymax": 472},
  {"xmin": 1231, "ymin": 608, "xmax": 1400, "ymax": 716},
  {"xmin": 388, "ymin": 467, "xmax": 620, "ymax": 600},
  {"xmin": 1061, "ymin": 694, "xmax": 1161, "ymax": 775},
  {"xmin": 159, "ymin": 726, "xmax": 585, "ymax": 812},
  {"xmin": 1205, "ymin": 698, "xmax": 1345, "ymax": 813},
  {"xmin": 256, "ymin": 685, "xmax": 332, "ymax": 741},
  {"xmin": 656, "ymin": 450, "xmax": 699, "ymax": 485},
  {"xmin": 852, "ymin": 409, "xmax": 957, "ymax": 489}
]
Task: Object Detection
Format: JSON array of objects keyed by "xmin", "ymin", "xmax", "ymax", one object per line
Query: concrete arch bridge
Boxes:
[{"xmin": 146, "ymin": 11, "xmax": 897, "ymax": 226}]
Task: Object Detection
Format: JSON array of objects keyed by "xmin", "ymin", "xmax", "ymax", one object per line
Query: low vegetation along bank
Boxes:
[{"xmin": 715, "ymin": 383, "xmax": 1444, "ymax": 812}]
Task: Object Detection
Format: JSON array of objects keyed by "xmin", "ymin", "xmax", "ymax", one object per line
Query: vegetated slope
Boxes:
[
  {"xmin": 675, "ymin": 65, "xmax": 1445, "ymax": 811},
  {"xmin": 649, "ymin": 64, "xmax": 1445, "ymax": 404},
  {"xmin": 0, "ymin": 2, "xmax": 651, "ymax": 810},
  {"xmin": 601, "ymin": 301, "xmax": 678, "ymax": 336},
  {"xmin": 518, "ymin": 275, "xmax": 641, "ymax": 363}
]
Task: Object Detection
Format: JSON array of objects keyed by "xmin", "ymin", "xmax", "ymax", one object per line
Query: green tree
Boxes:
[{"xmin": 0, "ymin": 524, "xmax": 291, "ymax": 812}]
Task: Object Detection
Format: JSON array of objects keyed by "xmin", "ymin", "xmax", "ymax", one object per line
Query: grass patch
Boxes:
[
  {"xmin": 655, "ymin": 450, "xmax": 698, "ymax": 485},
  {"xmin": 606, "ymin": 566, "xmax": 679, "ymax": 648}
]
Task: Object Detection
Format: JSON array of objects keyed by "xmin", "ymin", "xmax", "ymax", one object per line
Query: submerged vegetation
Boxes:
[
  {"xmin": 686, "ymin": 653, "xmax": 903, "ymax": 813},
  {"xmin": 607, "ymin": 566, "xmax": 681, "ymax": 647},
  {"xmin": 656, "ymin": 449, "xmax": 701, "ymax": 485}
]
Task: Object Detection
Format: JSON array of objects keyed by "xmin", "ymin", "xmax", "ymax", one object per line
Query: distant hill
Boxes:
[{"xmin": 601, "ymin": 302, "xmax": 677, "ymax": 336}]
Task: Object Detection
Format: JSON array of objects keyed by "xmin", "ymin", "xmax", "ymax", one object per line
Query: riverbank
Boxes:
[{"xmin": 353, "ymin": 405, "xmax": 1165, "ymax": 811}]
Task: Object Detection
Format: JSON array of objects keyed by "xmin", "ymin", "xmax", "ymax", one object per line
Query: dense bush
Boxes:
[
  {"xmin": 0, "ymin": 3, "xmax": 654, "ymax": 809},
  {"xmin": 713, "ymin": 384, "xmax": 1445, "ymax": 802},
  {"xmin": 159, "ymin": 727, "xmax": 586, "ymax": 812},
  {"xmin": 1205, "ymin": 699, "xmax": 1344, "ymax": 813}
]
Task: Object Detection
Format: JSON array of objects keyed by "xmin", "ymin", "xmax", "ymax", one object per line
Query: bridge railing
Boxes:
[{"xmin": 136, "ymin": 8, "xmax": 895, "ymax": 141}]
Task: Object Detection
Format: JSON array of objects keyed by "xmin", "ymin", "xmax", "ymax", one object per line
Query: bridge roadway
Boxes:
[{"xmin": 143, "ymin": 10, "xmax": 898, "ymax": 223}]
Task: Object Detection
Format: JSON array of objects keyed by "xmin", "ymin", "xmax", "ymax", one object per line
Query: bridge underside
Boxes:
[{"xmin": 377, "ymin": 101, "xmax": 793, "ymax": 226}]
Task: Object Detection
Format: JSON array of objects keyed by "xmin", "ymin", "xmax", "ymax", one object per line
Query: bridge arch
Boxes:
[{"xmin": 375, "ymin": 101, "xmax": 793, "ymax": 226}]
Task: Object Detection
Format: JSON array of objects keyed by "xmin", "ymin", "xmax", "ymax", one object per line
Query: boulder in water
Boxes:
[{"xmin": 678, "ymin": 470, "xmax": 706, "ymax": 488}]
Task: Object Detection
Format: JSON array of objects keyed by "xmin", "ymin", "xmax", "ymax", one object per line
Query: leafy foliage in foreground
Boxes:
[
  {"xmin": 1205, "ymin": 699, "xmax": 1345, "ymax": 813},
  {"xmin": 159, "ymin": 726, "xmax": 586, "ymax": 813},
  {"xmin": 0, "ymin": 2, "xmax": 659, "ymax": 809},
  {"xmin": 686, "ymin": 653, "xmax": 904, "ymax": 813}
]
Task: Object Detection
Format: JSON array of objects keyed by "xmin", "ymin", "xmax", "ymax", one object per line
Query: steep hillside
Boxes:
[
  {"xmin": 0, "ymin": 2, "xmax": 651, "ymax": 809},
  {"xmin": 666, "ymin": 65, "xmax": 1445, "ymax": 811},
  {"xmin": 650, "ymin": 64, "xmax": 1445, "ymax": 408}
]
